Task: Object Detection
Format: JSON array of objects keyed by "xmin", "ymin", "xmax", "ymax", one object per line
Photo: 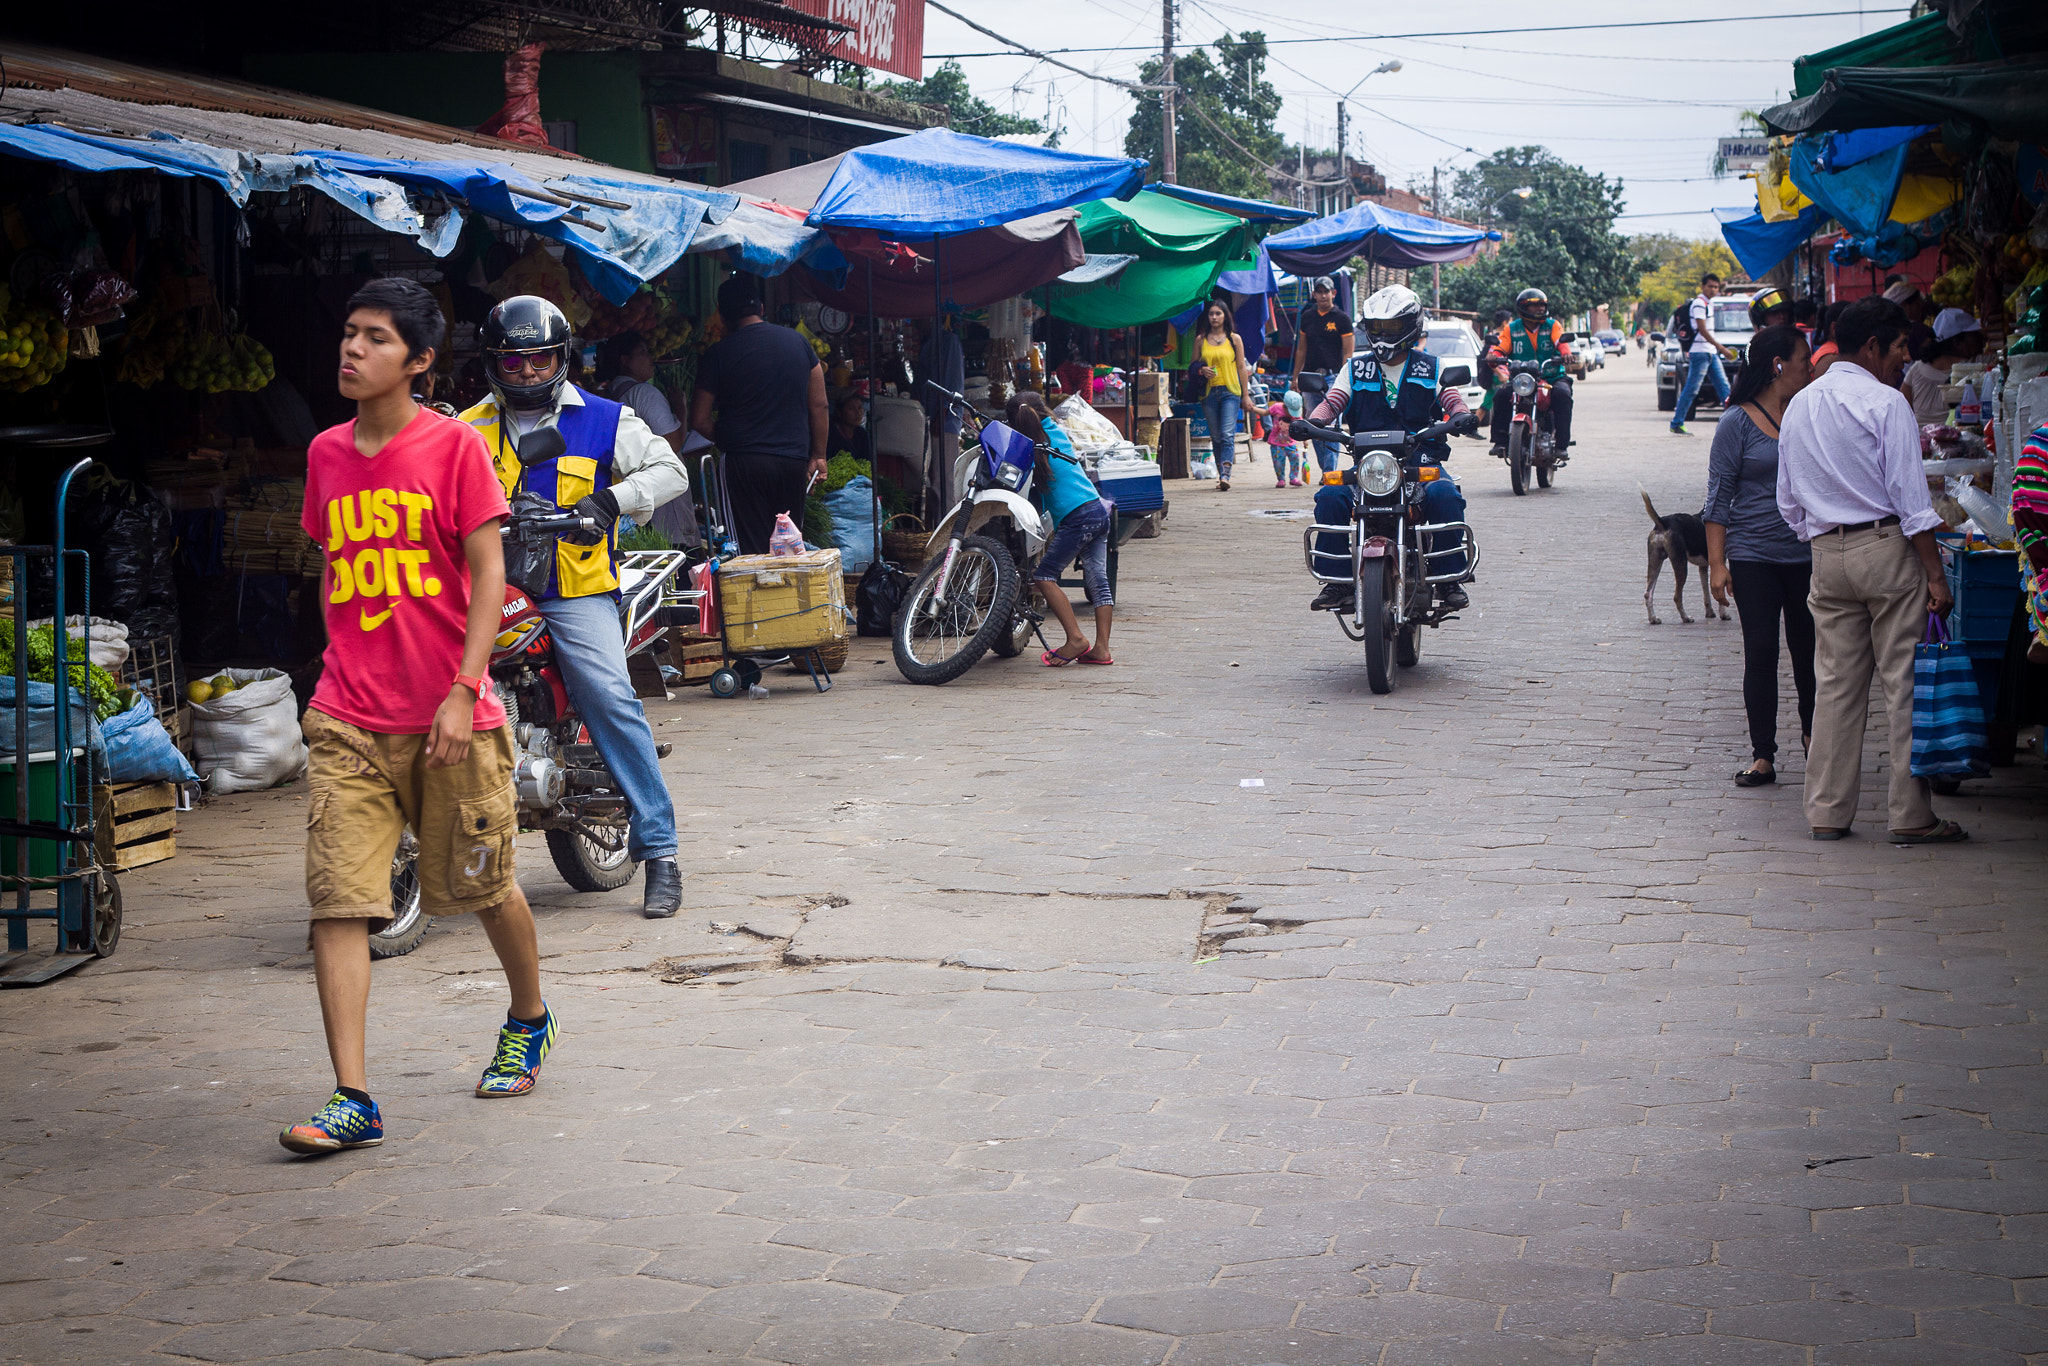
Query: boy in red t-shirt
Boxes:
[{"xmin": 282, "ymin": 279, "xmax": 555, "ymax": 1156}]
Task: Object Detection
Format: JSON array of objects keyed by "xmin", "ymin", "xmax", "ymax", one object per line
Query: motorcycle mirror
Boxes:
[
  {"xmin": 1439, "ymin": 364, "xmax": 1473, "ymax": 388},
  {"xmin": 1559, "ymin": 332, "xmax": 1578, "ymax": 344},
  {"xmin": 1649, "ymin": 332, "xmax": 1665, "ymax": 342},
  {"xmin": 515, "ymin": 426, "xmax": 567, "ymax": 468}
]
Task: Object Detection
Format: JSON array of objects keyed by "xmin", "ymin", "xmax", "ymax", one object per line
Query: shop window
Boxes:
[{"xmin": 729, "ymin": 140, "xmax": 769, "ymax": 182}]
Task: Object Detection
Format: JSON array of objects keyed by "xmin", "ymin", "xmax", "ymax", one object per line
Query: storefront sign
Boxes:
[
  {"xmin": 1717, "ymin": 137, "xmax": 1773, "ymax": 174},
  {"xmin": 783, "ymin": 0, "xmax": 926, "ymax": 80},
  {"xmin": 651, "ymin": 105, "xmax": 718, "ymax": 171}
]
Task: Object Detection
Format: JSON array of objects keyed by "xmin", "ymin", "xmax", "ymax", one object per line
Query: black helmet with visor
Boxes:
[
  {"xmin": 1514, "ymin": 287, "xmax": 1549, "ymax": 324},
  {"xmin": 482, "ymin": 295, "xmax": 574, "ymax": 412}
]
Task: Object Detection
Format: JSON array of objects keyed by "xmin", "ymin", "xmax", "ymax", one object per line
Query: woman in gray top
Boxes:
[{"xmin": 1703, "ymin": 325, "xmax": 1816, "ymax": 787}]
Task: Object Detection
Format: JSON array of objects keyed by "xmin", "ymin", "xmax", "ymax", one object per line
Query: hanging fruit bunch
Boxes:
[
  {"xmin": 166, "ymin": 328, "xmax": 275, "ymax": 393},
  {"xmin": 642, "ymin": 311, "xmax": 697, "ymax": 359},
  {"xmin": 581, "ymin": 288, "xmax": 661, "ymax": 342},
  {"xmin": 1930, "ymin": 259, "xmax": 1977, "ymax": 308},
  {"xmin": 114, "ymin": 298, "xmax": 187, "ymax": 388},
  {"xmin": 0, "ymin": 285, "xmax": 70, "ymax": 393}
]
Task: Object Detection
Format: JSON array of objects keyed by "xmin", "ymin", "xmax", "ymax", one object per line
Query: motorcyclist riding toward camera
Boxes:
[
  {"xmin": 1301, "ymin": 285, "xmax": 1478, "ymax": 613},
  {"xmin": 462, "ymin": 296, "xmax": 691, "ymax": 920},
  {"xmin": 1486, "ymin": 287, "xmax": 1575, "ymax": 457}
]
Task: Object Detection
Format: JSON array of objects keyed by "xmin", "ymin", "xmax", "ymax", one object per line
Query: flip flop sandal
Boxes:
[
  {"xmin": 1733, "ymin": 768, "xmax": 1776, "ymax": 787},
  {"xmin": 1040, "ymin": 648, "xmax": 1084, "ymax": 667},
  {"xmin": 1078, "ymin": 655, "xmax": 1114, "ymax": 665},
  {"xmin": 1888, "ymin": 820, "xmax": 1969, "ymax": 845},
  {"xmin": 1811, "ymin": 827, "xmax": 1852, "ymax": 841}
]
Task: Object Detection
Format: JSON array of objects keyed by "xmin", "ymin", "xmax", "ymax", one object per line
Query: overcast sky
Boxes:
[{"xmin": 917, "ymin": 2, "xmax": 1912, "ymax": 238}]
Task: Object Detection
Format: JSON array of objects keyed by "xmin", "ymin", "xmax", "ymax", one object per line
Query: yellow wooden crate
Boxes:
[{"xmin": 717, "ymin": 549, "xmax": 847, "ymax": 654}]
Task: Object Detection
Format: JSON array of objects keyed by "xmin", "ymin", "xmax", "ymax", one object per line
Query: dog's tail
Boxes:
[{"xmin": 1638, "ymin": 483, "xmax": 1669, "ymax": 529}]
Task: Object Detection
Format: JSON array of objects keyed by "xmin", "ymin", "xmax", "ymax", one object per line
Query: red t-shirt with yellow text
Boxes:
[{"xmin": 302, "ymin": 406, "xmax": 510, "ymax": 733}]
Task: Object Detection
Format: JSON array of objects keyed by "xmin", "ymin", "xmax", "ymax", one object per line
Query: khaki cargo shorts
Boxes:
[{"xmin": 303, "ymin": 708, "xmax": 518, "ymax": 923}]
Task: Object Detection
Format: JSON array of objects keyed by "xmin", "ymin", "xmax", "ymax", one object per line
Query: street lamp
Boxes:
[
  {"xmin": 1334, "ymin": 60, "xmax": 1402, "ymax": 211},
  {"xmin": 1484, "ymin": 185, "xmax": 1534, "ymax": 224}
]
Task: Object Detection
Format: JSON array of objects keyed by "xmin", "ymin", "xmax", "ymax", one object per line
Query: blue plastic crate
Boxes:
[{"xmin": 1939, "ymin": 534, "xmax": 2020, "ymax": 651}]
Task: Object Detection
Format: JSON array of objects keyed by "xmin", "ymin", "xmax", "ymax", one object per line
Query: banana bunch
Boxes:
[
  {"xmin": 115, "ymin": 306, "xmax": 187, "ymax": 388},
  {"xmin": 0, "ymin": 295, "xmax": 69, "ymax": 393}
]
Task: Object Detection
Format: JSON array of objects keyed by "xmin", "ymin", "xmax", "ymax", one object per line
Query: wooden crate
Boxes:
[
  {"xmin": 672, "ymin": 637, "xmax": 724, "ymax": 683},
  {"xmin": 94, "ymin": 781, "xmax": 178, "ymax": 871},
  {"xmin": 626, "ymin": 632, "xmax": 674, "ymax": 699}
]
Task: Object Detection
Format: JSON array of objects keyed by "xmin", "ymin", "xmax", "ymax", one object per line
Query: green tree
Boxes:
[
  {"xmin": 1631, "ymin": 235, "xmax": 1741, "ymax": 326},
  {"xmin": 1440, "ymin": 146, "xmax": 1649, "ymax": 318},
  {"xmin": 1124, "ymin": 32, "xmax": 1285, "ymax": 200},
  {"xmin": 872, "ymin": 61, "xmax": 1051, "ymax": 141}
]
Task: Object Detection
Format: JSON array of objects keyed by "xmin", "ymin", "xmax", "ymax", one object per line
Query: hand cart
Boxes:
[
  {"xmin": 683, "ymin": 451, "xmax": 840, "ymax": 698},
  {"xmin": 2, "ymin": 456, "xmax": 123, "ymax": 985}
]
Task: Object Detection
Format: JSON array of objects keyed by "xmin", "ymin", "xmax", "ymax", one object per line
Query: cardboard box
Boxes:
[{"xmin": 717, "ymin": 550, "xmax": 848, "ymax": 654}]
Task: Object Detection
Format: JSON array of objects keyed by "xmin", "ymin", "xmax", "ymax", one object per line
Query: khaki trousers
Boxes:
[{"xmin": 1804, "ymin": 523, "xmax": 1936, "ymax": 833}]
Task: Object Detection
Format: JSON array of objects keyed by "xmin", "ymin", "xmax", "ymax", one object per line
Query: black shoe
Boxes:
[
  {"xmin": 1489, "ymin": 443, "xmax": 1506, "ymax": 458},
  {"xmin": 642, "ymin": 858, "xmax": 682, "ymax": 919},
  {"xmin": 1312, "ymin": 583, "xmax": 1353, "ymax": 611},
  {"xmin": 1436, "ymin": 584, "xmax": 1470, "ymax": 611}
]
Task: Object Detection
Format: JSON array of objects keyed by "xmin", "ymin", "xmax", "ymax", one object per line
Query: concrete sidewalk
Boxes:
[{"xmin": 3, "ymin": 361, "xmax": 2045, "ymax": 1364}]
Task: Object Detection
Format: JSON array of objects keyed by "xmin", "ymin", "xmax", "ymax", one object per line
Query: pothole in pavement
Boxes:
[{"xmin": 648, "ymin": 888, "xmax": 1251, "ymax": 985}]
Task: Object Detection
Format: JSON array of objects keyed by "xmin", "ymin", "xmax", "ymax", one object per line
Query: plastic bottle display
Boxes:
[
  {"xmin": 1958, "ymin": 378, "xmax": 1981, "ymax": 428},
  {"xmin": 768, "ymin": 512, "xmax": 804, "ymax": 556}
]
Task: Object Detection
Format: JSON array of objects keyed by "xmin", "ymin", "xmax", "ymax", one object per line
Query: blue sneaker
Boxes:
[
  {"xmin": 477, "ymin": 1005, "xmax": 556, "ymax": 1098},
  {"xmin": 279, "ymin": 1091, "xmax": 383, "ymax": 1154}
]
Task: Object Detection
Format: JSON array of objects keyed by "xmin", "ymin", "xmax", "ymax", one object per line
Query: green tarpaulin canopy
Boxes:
[
  {"xmin": 1046, "ymin": 192, "xmax": 1254, "ymax": 330},
  {"xmin": 1765, "ymin": 57, "xmax": 2048, "ymax": 142},
  {"xmin": 1791, "ymin": 13, "xmax": 1980, "ymax": 99}
]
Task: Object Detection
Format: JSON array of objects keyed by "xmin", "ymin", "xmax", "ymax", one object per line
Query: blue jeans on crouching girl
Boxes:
[{"xmin": 1033, "ymin": 498, "xmax": 1114, "ymax": 606}]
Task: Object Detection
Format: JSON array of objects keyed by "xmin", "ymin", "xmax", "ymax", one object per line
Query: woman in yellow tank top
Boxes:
[{"xmin": 1194, "ymin": 300, "xmax": 1248, "ymax": 490}]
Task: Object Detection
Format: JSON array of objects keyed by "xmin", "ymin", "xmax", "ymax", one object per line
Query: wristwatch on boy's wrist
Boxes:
[{"xmin": 453, "ymin": 673, "xmax": 487, "ymax": 698}]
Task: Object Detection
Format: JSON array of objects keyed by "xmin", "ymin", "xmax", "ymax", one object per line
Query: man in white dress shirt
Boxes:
[{"xmin": 1776, "ymin": 295, "xmax": 1963, "ymax": 844}]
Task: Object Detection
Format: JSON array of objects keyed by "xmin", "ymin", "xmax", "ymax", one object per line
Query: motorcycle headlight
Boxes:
[
  {"xmin": 995, "ymin": 462, "xmax": 1026, "ymax": 490},
  {"xmin": 1511, "ymin": 372, "xmax": 1538, "ymax": 397},
  {"xmin": 1358, "ymin": 450, "xmax": 1401, "ymax": 498}
]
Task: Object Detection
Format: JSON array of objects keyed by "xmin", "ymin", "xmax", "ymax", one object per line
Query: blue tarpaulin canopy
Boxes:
[
  {"xmin": 806, "ymin": 128, "xmax": 1147, "ymax": 237},
  {"xmin": 1715, "ymin": 204, "xmax": 1832, "ymax": 279},
  {"xmin": 0, "ymin": 122, "xmax": 753, "ymax": 303},
  {"xmin": 1787, "ymin": 135, "xmax": 1909, "ymax": 239},
  {"xmin": 1818, "ymin": 124, "xmax": 1935, "ymax": 172},
  {"xmin": 1262, "ymin": 201, "xmax": 1497, "ymax": 273},
  {"xmin": 1140, "ymin": 183, "xmax": 1312, "ymax": 224}
]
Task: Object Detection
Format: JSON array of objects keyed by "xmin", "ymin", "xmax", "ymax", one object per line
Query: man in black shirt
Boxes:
[
  {"xmin": 1289, "ymin": 276, "xmax": 1354, "ymax": 473},
  {"xmin": 691, "ymin": 275, "xmax": 827, "ymax": 554}
]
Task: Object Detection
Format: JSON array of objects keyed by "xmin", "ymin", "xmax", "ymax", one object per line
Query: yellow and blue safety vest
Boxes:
[{"xmin": 462, "ymin": 394, "xmax": 624, "ymax": 600}]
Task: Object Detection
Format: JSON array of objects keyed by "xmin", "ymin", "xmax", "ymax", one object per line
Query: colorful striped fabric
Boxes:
[
  {"xmin": 1910, "ymin": 616, "xmax": 1989, "ymax": 777},
  {"xmin": 2020, "ymin": 425, "xmax": 2048, "ymax": 645}
]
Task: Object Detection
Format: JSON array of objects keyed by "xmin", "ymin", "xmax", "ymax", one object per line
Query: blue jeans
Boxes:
[
  {"xmin": 1313, "ymin": 470, "xmax": 1468, "ymax": 577},
  {"xmin": 538, "ymin": 593, "xmax": 677, "ymax": 863},
  {"xmin": 1202, "ymin": 390, "xmax": 1242, "ymax": 475},
  {"xmin": 1673, "ymin": 351, "xmax": 1730, "ymax": 428},
  {"xmin": 1033, "ymin": 498, "xmax": 1114, "ymax": 606}
]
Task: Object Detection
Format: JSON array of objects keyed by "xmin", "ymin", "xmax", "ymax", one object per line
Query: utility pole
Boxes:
[
  {"xmin": 1431, "ymin": 165, "xmax": 1442, "ymax": 309},
  {"xmin": 1335, "ymin": 101, "xmax": 1348, "ymax": 210},
  {"xmin": 1160, "ymin": 0, "xmax": 1177, "ymax": 184}
]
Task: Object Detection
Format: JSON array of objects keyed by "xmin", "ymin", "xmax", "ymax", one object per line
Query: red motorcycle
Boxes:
[
  {"xmin": 1489, "ymin": 355, "xmax": 1561, "ymax": 497},
  {"xmin": 372, "ymin": 484, "xmax": 692, "ymax": 958}
]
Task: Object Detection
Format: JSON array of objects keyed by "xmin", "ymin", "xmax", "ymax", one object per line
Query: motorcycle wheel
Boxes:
[
  {"xmin": 372, "ymin": 831, "xmax": 429, "ymax": 960},
  {"xmin": 1536, "ymin": 457, "xmax": 1555, "ymax": 489},
  {"xmin": 1360, "ymin": 557, "xmax": 1396, "ymax": 696},
  {"xmin": 547, "ymin": 826, "xmax": 637, "ymax": 892},
  {"xmin": 1396, "ymin": 622, "xmax": 1422, "ymax": 668},
  {"xmin": 892, "ymin": 534, "xmax": 1020, "ymax": 685},
  {"xmin": 1507, "ymin": 427, "xmax": 1529, "ymax": 497},
  {"xmin": 989, "ymin": 606, "xmax": 1036, "ymax": 658}
]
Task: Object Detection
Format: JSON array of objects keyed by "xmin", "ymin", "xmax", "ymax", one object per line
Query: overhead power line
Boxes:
[
  {"xmin": 926, "ymin": 8, "xmax": 1911, "ymax": 58},
  {"xmin": 923, "ymin": 0, "xmax": 1170, "ymax": 92}
]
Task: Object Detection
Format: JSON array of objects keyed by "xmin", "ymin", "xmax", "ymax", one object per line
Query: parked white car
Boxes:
[{"xmin": 1424, "ymin": 319, "xmax": 1488, "ymax": 415}]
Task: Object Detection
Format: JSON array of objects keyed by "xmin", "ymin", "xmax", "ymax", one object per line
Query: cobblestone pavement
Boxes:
[{"xmin": 5, "ymin": 360, "xmax": 2047, "ymax": 1365}]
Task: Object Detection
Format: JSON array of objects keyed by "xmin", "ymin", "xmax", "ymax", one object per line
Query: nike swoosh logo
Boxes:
[{"xmin": 360, "ymin": 607, "xmax": 394, "ymax": 631}]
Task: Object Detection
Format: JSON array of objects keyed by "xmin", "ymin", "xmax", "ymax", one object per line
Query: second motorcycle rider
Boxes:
[{"xmin": 463, "ymin": 296, "xmax": 691, "ymax": 919}]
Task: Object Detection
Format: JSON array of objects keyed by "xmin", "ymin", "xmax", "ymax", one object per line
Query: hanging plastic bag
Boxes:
[
  {"xmin": 690, "ymin": 560, "xmax": 720, "ymax": 639},
  {"xmin": 102, "ymin": 694, "xmax": 199, "ymax": 785},
  {"xmin": 192, "ymin": 668, "xmax": 308, "ymax": 795},
  {"xmin": 856, "ymin": 559, "xmax": 910, "ymax": 637},
  {"xmin": 1910, "ymin": 614, "xmax": 1990, "ymax": 778}
]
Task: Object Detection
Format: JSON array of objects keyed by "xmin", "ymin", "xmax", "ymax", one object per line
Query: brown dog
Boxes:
[{"xmin": 1640, "ymin": 486, "xmax": 1724, "ymax": 625}]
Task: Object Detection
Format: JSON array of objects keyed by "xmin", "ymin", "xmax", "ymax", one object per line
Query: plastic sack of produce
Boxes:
[
  {"xmin": 1053, "ymin": 395, "xmax": 1125, "ymax": 450},
  {"xmin": 0, "ymin": 676, "xmax": 105, "ymax": 769},
  {"xmin": 102, "ymin": 694, "xmax": 199, "ymax": 785},
  {"xmin": 191, "ymin": 668, "xmax": 307, "ymax": 794},
  {"xmin": 25, "ymin": 615, "xmax": 128, "ymax": 671},
  {"xmin": 822, "ymin": 475, "xmax": 877, "ymax": 573}
]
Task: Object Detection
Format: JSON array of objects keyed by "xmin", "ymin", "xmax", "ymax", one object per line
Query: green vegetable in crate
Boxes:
[{"xmin": 0, "ymin": 620, "xmax": 123, "ymax": 720}]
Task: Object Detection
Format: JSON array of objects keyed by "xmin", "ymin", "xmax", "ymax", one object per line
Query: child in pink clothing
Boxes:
[{"xmin": 1268, "ymin": 392, "xmax": 1304, "ymax": 487}]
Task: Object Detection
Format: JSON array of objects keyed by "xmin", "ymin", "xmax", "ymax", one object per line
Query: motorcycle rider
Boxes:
[
  {"xmin": 463, "ymin": 296, "xmax": 690, "ymax": 920},
  {"xmin": 1486, "ymin": 287, "xmax": 1575, "ymax": 458},
  {"xmin": 1299, "ymin": 285, "xmax": 1478, "ymax": 614}
]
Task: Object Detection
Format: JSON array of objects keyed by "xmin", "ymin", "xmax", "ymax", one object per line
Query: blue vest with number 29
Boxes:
[{"xmin": 1342, "ymin": 350, "xmax": 1447, "ymax": 459}]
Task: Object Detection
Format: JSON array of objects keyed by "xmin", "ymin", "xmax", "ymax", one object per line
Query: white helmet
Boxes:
[{"xmin": 1359, "ymin": 284, "xmax": 1424, "ymax": 362}]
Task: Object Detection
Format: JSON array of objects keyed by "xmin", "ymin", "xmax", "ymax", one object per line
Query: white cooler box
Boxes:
[{"xmin": 1095, "ymin": 455, "xmax": 1165, "ymax": 514}]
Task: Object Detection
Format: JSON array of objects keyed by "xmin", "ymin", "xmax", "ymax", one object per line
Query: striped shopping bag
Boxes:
[{"xmin": 1910, "ymin": 613, "xmax": 1990, "ymax": 778}]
